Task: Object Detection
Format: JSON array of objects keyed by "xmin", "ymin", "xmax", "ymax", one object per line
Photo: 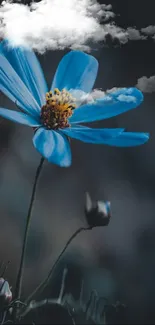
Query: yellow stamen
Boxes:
[{"xmin": 41, "ymin": 88, "xmax": 76, "ymax": 130}]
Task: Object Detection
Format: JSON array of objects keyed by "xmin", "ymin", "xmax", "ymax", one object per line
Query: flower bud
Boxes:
[
  {"xmin": 0, "ymin": 278, "xmax": 12, "ymax": 305},
  {"xmin": 85, "ymin": 192, "xmax": 111, "ymax": 228}
]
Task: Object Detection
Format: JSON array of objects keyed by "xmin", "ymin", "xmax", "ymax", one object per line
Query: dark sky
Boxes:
[{"xmin": 0, "ymin": 0, "xmax": 155, "ymax": 324}]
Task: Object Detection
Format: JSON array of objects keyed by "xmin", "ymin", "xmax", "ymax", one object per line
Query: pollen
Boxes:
[{"xmin": 41, "ymin": 88, "xmax": 76, "ymax": 130}]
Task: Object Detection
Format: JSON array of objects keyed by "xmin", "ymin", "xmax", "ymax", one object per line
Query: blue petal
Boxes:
[
  {"xmin": 69, "ymin": 88, "xmax": 144, "ymax": 124},
  {"xmin": 101, "ymin": 132, "xmax": 149, "ymax": 147},
  {"xmin": 62, "ymin": 126, "xmax": 124, "ymax": 143},
  {"xmin": 0, "ymin": 40, "xmax": 48, "ymax": 107},
  {"xmin": 0, "ymin": 107, "xmax": 41, "ymax": 127},
  {"xmin": 0, "ymin": 54, "xmax": 40, "ymax": 118},
  {"xmin": 51, "ymin": 51, "xmax": 98, "ymax": 93},
  {"xmin": 33, "ymin": 127, "xmax": 72, "ymax": 167}
]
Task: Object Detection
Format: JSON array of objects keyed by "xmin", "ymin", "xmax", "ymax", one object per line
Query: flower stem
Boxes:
[
  {"xmin": 13, "ymin": 157, "xmax": 44, "ymax": 321},
  {"xmin": 24, "ymin": 226, "xmax": 92, "ymax": 306}
]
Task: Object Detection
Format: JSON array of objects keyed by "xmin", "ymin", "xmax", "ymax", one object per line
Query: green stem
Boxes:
[
  {"xmin": 24, "ymin": 226, "xmax": 92, "ymax": 306},
  {"xmin": 13, "ymin": 157, "xmax": 44, "ymax": 322}
]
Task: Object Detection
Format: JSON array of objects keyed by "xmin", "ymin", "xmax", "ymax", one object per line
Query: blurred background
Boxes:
[{"xmin": 0, "ymin": 0, "xmax": 155, "ymax": 323}]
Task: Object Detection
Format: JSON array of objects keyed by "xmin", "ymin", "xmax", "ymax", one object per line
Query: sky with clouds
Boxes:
[
  {"xmin": 0, "ymin": 0, "xmax": 155, "ymax": 95},
  {"xmin": 0, "ymin": 0, "xmax": 154, "ymax": 53}
]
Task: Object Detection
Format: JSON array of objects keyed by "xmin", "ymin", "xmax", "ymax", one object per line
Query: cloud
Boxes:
[
  {"xmin": 70, "ymin": 87, "xmax": 122, "ymax": 106},
  {"xmin": 117, "ymin": 94, "xmax": 137, "ymax": 103},
  {"xmin": 72, "ymin": 87, "xmax": 124, "ymax": 106},
  {"xmin": 140, "ymin": 26, "xmax": 155, "ymax": 41},
  {"xmin": 88, "ymin": 89, "xmax": 138, "ymax": 104},
  {"xmin": 0, "ymin": 0, "xmax": 124, "ymax": 52},
  {"xmin": 87, "ymin": 79, "xmax": 155, "ymax": 99},
  {"xmin": 141, "ymin": 25, "xmax": 155, "ymax": 36},
  {"xmin": 136, "ymin": 76, "xmax": 155, "ymax": 93},
  {"xmin": 0, "ymin": 0, "xmax": 149, "ymax": 53},
  {"xmin": 80, "ymin": 87, "xmax": 138, "ymax": 104},
  {"xmin": 127, "ymin": 27, "xmax": 147, "ymax": 41}
]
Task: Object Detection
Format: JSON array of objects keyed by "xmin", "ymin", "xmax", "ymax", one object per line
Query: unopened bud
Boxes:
[
  {"xmin": 0, "ymin": 278, "xmax": 12, "ymax": 305},
  {"xmin": 85, "ymin": 192, "xmax": 111, "ymax": 228}
]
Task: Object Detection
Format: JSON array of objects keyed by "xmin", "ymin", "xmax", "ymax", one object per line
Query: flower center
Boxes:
[{"xmin": 41, "ymin": 88, "xmax": 76, "ymax": 130}]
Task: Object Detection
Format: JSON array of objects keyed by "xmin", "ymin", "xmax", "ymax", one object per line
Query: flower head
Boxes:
[{"xmin": 0, "ymin": 39, "xmax": 149, "ymax": 167}]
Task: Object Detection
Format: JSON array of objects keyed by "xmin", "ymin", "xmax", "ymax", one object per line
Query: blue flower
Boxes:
[{"xmin": 0, "ymin": 40, "xmax": 149, "ymax": 167}]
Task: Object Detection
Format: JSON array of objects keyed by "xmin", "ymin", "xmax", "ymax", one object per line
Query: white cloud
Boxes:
[
  {"xmin": 85, "ymin": 88, "xmax": 138, "ymax": 104},
  {"xmin": 0, "ymin": 0, "xmax": 123, "ymax": 53},
  {"xmin": 0, "ymin": 0, "xmax": 148, "ymax": 53},
  {"xmin": 141, "ymin": 25, "xmax": 155, "ymax": 36},
  {"xmin": 117, "ymin": 94, "xmax": 137, "ymax": 103},
  {"xmin": 89, "ymin": 89, "xmax": 107, "ymax": 99},
  {"xmin": 127, "ymin": 27, "xmax": 147, "ymax": 41},
  {"xmin": 82, "ymin": 88, "xmax": 115, "ymax": 102},
  {"xmin": 71, "ymin": 87, "xmax": 142, "ymax": 106},
  {"xmin": 91, "ymin": 87, "xmax": 122, "ymax": 97},
  {"xmin": 70, "ymin": 87, "xmax": 122, "ymax": 106},
  {"xmin": 141, "ymin": 26, "xmax": 155, "ymax": 41},
  {"xmin": 136, "ymin": 76, "xmax": 155, "ymax": 93},
  {"xmin": 107, "ymin": 87, "xmax": 122, "ymax": 94}
]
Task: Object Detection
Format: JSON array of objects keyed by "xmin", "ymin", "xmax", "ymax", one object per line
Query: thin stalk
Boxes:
[
  {"xmin": 24, "ymin": 226, "xmax": 92, "ymax": 306},
  {"xmin": 13, "ymin": 157, "xmax": 44, "ymax": 321}
]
